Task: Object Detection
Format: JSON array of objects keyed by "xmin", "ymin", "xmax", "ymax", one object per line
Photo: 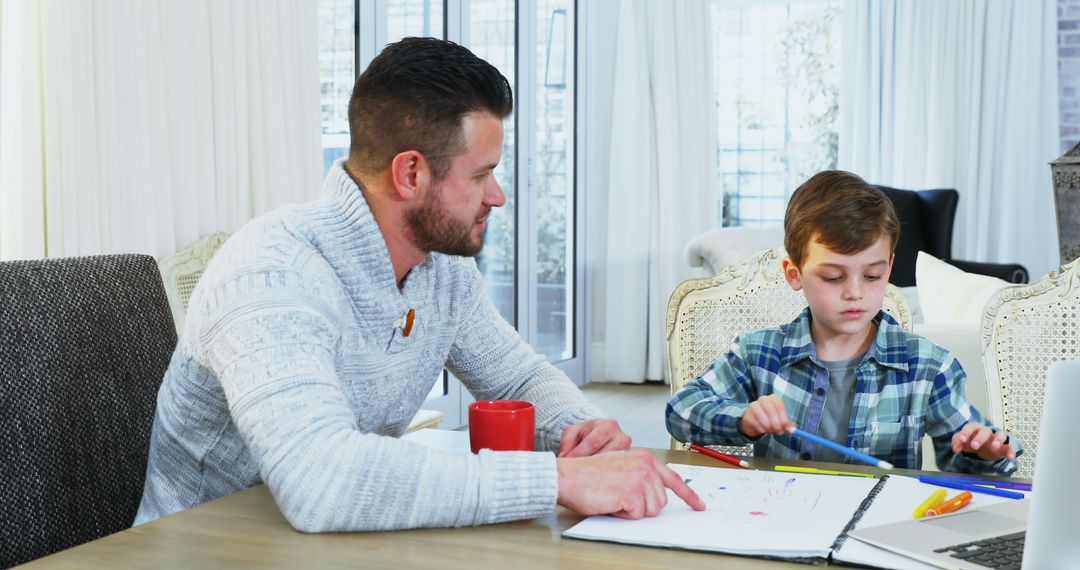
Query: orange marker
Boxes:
[{"xmin": 925, "ymin": 491, "xmax": 973, "ymax": 517}]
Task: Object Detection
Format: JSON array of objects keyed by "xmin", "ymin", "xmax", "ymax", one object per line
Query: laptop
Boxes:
[{"xmin": 848, "ymin": 359, "xmax": 1080, "ymax": 570}]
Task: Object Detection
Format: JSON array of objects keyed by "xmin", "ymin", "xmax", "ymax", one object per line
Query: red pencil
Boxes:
[{"xmin": 689, "ymin": 443, "xmax": 750, "ymax": 469}]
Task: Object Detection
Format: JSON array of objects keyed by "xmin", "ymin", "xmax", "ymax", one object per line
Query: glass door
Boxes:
[{"xmin": 321, "ymin": 0, "xmax": 584, "ymax": 428}]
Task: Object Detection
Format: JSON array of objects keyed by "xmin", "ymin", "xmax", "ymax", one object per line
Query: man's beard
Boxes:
[{"xmin": 405, "ymin": 184, "xmax": 487, "ymax": 257}]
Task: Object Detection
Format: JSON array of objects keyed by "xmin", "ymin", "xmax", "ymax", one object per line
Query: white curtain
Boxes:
[
  {"xmin": 839, "ymin": 0, "xmax": 1059, "ymax": 279},
  {"xmin": 594, "ymin": 0, "xmax": 716, "ymax": 383},
  {"xmin": 0, "ymin": 0, "xmax": 322, "ymax": 261}
]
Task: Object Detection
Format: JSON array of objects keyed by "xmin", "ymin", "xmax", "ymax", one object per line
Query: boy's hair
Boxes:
[
  {"xmin": 783, "ymin": 170, "xmax": 900, "ymax": 267},
  {"xmin": 347, "ymin": 37, "xmax": 513, "ymax": 181}
]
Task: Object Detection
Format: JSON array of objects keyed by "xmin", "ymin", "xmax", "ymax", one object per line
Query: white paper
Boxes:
[
  {"xmin": 564, "ymin": 464, "xmax": 879, "ymax": 559},
  {"xmin": 401, "ymin": 428, "xmax": 471, "ymax": 453}
]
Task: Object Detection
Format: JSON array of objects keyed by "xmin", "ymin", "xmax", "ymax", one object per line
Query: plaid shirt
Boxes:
[{"xmin": 666, "ymin": 308, "xmax": 1021, "ymax": 474}]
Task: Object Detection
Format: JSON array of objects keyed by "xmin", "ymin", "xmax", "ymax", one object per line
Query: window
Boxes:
[
  {"xmin": 532, "ymin": 0, "xmax": 575, "ymax": 362},
  {"xmin": 318, "ymin": 0, "xmax": 355, "ymax": 174},
  {"xmin": 470, "ymin": 0, "xmax": 517, "ymax": 326},
  {"xmin": 711, "ymin": 0, "xmax": 841, "ymax": 227},
  {"xmin": 316, "ymin": 0, "xmax": 583, "ymax": 427}
]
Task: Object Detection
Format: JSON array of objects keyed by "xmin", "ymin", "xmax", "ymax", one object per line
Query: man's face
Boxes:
[
  {"xmin": 783, "ymin": 234, "xmax": 894, "ymax": 343},
  {"xmin": 405, "ymin": 112, "xmax": 506, "ymax": 257}
]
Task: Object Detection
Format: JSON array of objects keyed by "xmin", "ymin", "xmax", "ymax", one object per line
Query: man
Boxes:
[{"xmin": 136, "ymin": 37, "xmax": 703, "ymax": 532}]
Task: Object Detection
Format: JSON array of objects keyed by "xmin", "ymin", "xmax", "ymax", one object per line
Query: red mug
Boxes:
[{"xmin": 468, "ymin": 400, "xmax": 535, "ymax": 453}]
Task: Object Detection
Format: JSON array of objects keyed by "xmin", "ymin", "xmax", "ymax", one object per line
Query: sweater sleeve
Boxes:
[
  {"xmin": 195, "ymin": 267, "xmax": 558, "ymax": 532},
  {"xmin": 445, "ymin": 262, "xmax": 604, "ymax": 452}
]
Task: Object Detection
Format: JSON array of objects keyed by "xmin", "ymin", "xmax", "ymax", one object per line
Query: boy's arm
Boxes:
[
  {"xmin": 665, "ymin": 340, "xmax": 763, "ymax": 446},
  {"xmin": 926, "ymin": 355, "xmax": 1023, "ymax": 475}
]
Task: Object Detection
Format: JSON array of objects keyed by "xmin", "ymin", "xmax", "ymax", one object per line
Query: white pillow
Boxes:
[{"xmin": 915, "ymin": 251, "xmax": 1010, "ymax": 325}]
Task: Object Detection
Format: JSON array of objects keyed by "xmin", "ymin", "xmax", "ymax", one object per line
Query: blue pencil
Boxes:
[
  {"xmin": 787, "ymin": 426, "xmax": 894, "ymax": 470},
  {"xmin": 930, "ymin": 473, "xmax": 1032, "ymax": 492},
  {"xmin": 913, "ymin": 475, "xmax": 1026, "ymax": 499}
]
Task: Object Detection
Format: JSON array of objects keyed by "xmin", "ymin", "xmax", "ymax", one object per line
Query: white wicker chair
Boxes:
[
  {"xmin": 980, "ymin": 257, "xmax": 1080, "ymax": 479},
  {"xmin": 665, "ymin": 247, "xmax": 913, "ymax": 454},
  {"xmin": 157, "ymin": 232, "xmax": 230, "ymax": 335}
]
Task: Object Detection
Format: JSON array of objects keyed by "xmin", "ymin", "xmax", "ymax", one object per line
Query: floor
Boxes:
[{"xmin": 579, "ymin": 381, "xmax": 672, "ymax": 450}]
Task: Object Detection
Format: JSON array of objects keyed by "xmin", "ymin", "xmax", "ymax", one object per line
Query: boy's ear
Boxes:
[
  {"xmin": 389, "ymin": 150, "xmax": 431, "ymax": 202},
  {"xmin": 782, "ymin": 256, "xmax": 804, "ymax": 291}
]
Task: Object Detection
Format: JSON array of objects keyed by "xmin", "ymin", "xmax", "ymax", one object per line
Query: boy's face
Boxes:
[{"xmin": 782, "ymin": 234, "xmax": 894, "ymax": 343}]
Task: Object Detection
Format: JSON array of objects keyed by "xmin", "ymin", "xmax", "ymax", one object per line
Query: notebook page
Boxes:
[
  {"xmin": 564, "ymin": 464, "xmax": 879, "ymax": 559},
  {"xmin": 833, "ymin": 475, "xmax": 1027, "ymax": 569}
]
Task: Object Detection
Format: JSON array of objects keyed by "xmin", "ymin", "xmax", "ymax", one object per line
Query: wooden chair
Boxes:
[
  {"xmin": 665, "ymin": 247, "xmax": 913, "ymax": 456},
  {"xmin": 980, "ymin": 257, "xmax": 1080, "ymax": 479}
]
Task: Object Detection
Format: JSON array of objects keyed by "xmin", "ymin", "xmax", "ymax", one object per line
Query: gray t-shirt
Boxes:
[{"xmin": 815, "ymin": 357, "xmax": 860, "ymax": 463}]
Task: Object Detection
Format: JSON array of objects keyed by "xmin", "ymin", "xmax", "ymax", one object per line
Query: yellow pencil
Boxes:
[
  {"xmin": 912, "ymin": 489, "xmax": 948, "ymax": 518},
  {"xmin": 774, "ymin": 465, "xmax": 877, "ymax": 478}
]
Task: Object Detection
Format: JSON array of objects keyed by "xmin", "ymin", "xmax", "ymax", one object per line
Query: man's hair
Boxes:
[
  {"xmin": 783, "ymin": 170, "xmax": 900, "ymax": 267},
  {"xmin": 347, "ymin": 37, "xmax": 513, "ymax": 181}
]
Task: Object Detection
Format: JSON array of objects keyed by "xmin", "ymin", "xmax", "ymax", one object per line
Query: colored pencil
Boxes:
[
  {"xmin": 689, "ymin": 443, "xmax": 751, "ymax": 468},
  {"xmin": 928, "ymin": 473, "xmax": 1032, "ymax": 492},
  {"xmin": 913, "ymin": 475, "xmax": 1026, "ymax": 499},
  {"xmin": 775, "ymin": 465, "xmax": 877, "ymax": 478},
  {"xmin": 786, "ymin": 426, "xmax": 895, "ymax": 469}
]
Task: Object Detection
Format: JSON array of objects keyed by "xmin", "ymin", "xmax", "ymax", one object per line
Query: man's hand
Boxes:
[
  {"xmin": 556, "ymin": 449, "xmax": 706, "ymax": 519},
  {"xmin": 557, "ymin": 418, "xmax": 632, "ymax": 458},
  {"xmin": 951, "ymin": 422, "xmax": 1017, "ymax": 462},
  {"xmin": 736, "ymin": 394, "xmax": 795, "ymax": 438}
]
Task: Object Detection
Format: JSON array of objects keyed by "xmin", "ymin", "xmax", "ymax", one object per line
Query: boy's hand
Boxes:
[
  {"xmin": 951, "ymin": 422, "xmax": 1017, "ymax": 462},
  {"xmin": 737, "ymin": 395, "xmax": 796, "ymax": 438}
]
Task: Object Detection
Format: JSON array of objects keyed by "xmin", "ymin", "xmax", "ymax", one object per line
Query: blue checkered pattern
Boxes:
[{"xmin": 666, "ymin": 308, "xmax": 1021, "ymax": 474}]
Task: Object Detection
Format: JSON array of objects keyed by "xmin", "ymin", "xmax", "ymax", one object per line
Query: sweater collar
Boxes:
[{"xmin": 316, "ymin": 159, "xmax": 434, "ymax": 304}]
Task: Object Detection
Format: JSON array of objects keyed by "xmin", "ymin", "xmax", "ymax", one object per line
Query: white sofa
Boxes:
[{"xmin": 685, "ymin": 227, "xmax": 998, "ymax": 469}]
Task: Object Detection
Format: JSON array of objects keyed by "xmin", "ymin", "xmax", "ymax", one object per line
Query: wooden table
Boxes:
[{"xmin": 21, "ymin": 449, "xmax": 932, "ymax": 569}]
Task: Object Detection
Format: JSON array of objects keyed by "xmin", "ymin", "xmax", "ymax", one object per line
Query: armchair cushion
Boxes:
[
  {"xmin": 916, "ymin": 251, "xmax": 1010, "ymax": 325},
  {"xmin": 684, "ymin": 225, "xmax": 783, "ymax": 275}
]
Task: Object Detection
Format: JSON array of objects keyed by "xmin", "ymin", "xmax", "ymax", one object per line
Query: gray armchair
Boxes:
[{"xmin": 0, "ymin": 255, "xmax": 176, "ymax": 568}]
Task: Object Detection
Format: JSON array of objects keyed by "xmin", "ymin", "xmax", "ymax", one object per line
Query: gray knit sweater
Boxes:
[{"xmin": 134, "ymin": 161, "xmax": 603, "ymax": 532}]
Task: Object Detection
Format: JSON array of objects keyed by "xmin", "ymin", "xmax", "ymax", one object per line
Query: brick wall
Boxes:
[{"xmin": 1060, "ymin": 0, "xmax": 1080, "ymax": 152}]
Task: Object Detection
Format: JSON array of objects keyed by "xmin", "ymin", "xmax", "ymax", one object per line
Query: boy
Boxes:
[{"xmin": 666, "ymin": 171, "xmax": 1020, "ymax": 473}]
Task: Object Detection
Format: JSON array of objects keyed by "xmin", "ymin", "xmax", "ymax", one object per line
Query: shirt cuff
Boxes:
[{"xmin": 475, "ymin": 450, "xmax": 558, "ymax": 525}]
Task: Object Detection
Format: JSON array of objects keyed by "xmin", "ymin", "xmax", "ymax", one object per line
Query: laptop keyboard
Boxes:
[{"xmin": 933, "ymin": 531, "xmax": 1025, "ymax": 570}]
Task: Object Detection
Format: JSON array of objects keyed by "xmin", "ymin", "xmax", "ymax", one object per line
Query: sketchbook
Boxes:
[{"xmin": 563, "ymin": 464, "xmax": 1025, "ymax": 568}]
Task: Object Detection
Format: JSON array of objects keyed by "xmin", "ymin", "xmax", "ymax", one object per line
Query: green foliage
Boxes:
[{"xmin": 777, "ymin": 4, "xmax": 840, "ymax": 178}]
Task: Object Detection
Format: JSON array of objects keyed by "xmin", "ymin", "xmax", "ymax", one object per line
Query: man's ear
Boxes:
[
  {"xmin": 782, "ymin": 256, "xmax": 804, "ymax": 292},
  {"xmin": 389, "ymin": 150, "xmax": 430, "ymax": 201}
]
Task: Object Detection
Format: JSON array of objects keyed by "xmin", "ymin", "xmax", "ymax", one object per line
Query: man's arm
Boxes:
[
  {"xmin": 445, "ymin": 263, "xmax": 606, "ymax": 451},
  {"xmin": 195, "ymin": 273, "xmax": 560, "ymax": 532}
]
